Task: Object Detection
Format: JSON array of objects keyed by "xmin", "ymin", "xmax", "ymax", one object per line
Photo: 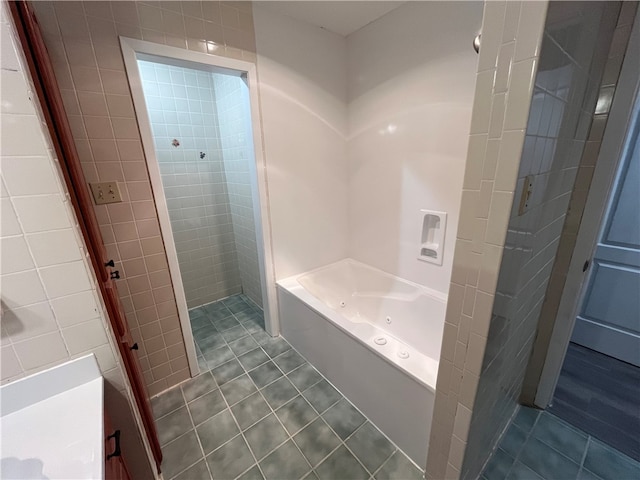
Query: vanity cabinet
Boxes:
[{"xmin": 104, "ymin": 413, "xmax": 131, "ymax": 480}]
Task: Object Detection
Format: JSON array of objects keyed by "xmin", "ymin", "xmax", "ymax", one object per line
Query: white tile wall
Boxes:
[
  {"xmin": 213, "ymin": 73, "xmax": 262, "ymax": 307},
  {"xmin": 0, "ymin": 3, "xmax": 121, "ymax": 385},
  {"xmin": 425, "ymin": 1, "xmax": 550, "ymax": 478}
]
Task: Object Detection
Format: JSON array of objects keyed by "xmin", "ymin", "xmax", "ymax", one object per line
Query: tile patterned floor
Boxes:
[
  {"xmin": 481, "ymin": 406, "xmax": 640, "ymax": 480},
  {"xmin": 151, "ymin": 294, "xmax": 424, "ymax": 480},
  {"xmin": 550, "ymin": 343, "xmax": 640, "ymax": 461}
]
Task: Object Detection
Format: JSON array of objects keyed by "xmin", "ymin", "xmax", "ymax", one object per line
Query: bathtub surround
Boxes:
[
  {"xmin": 252, "ymin": 5, "xmax": 350, "ymax": 281},
  {"xmin": 30, "ymin": 0, "xmax": 258, "ymax": 396},
  {"xmin": 0, "ymin": 7, "xmax": 155, "ymax": 478},
  {"xmin": 425, "ymin": 1, "xmax": 550, "ymax": 479},
  {"xmin": 347, "ymin": 1, "xmax": 483, "ymax": 295},
  {"xmin": 254, "ymin": 2, "xmax": 483, "ymax": 297}
]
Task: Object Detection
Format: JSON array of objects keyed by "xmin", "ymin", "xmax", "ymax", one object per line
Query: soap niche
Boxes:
[{"xmin": 418, "ymin": 210, "xmax": 447, "ymax": 265}]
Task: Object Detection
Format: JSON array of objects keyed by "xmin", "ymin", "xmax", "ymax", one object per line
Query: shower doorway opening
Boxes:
[{"xmin": 121, "ymin": 37, "xmax": 277, "ymax": 378}]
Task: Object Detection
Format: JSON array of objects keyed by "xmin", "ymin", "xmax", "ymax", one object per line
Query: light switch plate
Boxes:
[
  {"xmin": 89, "ymin": 182, "xmax": 122, "ymax": 205},
  {"xmin": 518, "ymin": 175, "xmax": 534, "ymax": 215}
]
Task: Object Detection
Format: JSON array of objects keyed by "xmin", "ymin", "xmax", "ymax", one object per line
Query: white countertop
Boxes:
[{"xmin": 0, "ymin": 355, "xmax": 104, "ymax": 479}]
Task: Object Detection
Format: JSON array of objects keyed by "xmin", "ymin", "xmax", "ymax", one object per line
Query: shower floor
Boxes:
[{"xmin": 150, "ymin": 294, "xmax": 423, "ymax": 480}]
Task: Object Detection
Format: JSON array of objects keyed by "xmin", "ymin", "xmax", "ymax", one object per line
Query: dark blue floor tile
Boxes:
[
  {"xmin": 206, "ymin": 435, "xmax": 254, "ymax": 480},
  {"xmin": 203, "ymin": 345, "xmax": 235, "ymax": 369},
  {"xmin": 315, "ymin": 445, "xmax": 368, "ymax": 480},
  {"xmin": 583, "ymin": 438, "xmax": 640, "ymax": 480},
  {"xmin": 302, "ymin": 380, "xmax": 341, "ymax": 414},
  {"xmin": 259, "ymin": 440, "xmax": 311, "ymax": 480},
  {"xmin": 322, "ymin": 398, "xmax": 366, "ymax": 440},
  {"xmin": 293, "ymin": 418, "xmax": 341, "ymax": 467},
  {"xmin": 532, "ymin": 413, "xmax": 588, "ymax": 464},
  {"xmin": 345, "ymin": 421, "xmax": 395, "ymax": 474},
  {"xmin": 500, "ymin": 423, "xmax": 529, "ymax": 458},
  {"xmin": 245, "ymin": 414, "xmax": 289, "ymax": 461},
  {"xmin": 577, "ymin": 468, "xmax": 603, "ymax": 480},
  {"xmin": 374, "ymin": 451, "xmax": 423, "ymax": 480},
  {"xmin": 518, "ymin": 437, "xmax": 580, "ymax": 480},
  {"xmin": 551, "ymin": 343, "xmax": 640, "ymax": 462},
  {"xmin": 483, "ymin": 449, "xmax": 515, "ymax": 480},
  {"xmin": 506, "ymin": 461, "xmax": 544, "ymax": 479},
  {"xmin": 514, "ymin": 407, "xmax": 541, "ymax": 432}
]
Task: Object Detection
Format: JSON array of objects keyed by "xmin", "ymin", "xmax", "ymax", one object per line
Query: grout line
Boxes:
[
  {"xmin": 175, "ymin": 387, "xmax": 214, "ymax": 480},
  {"xmin": 211, "ymin": 373, "xmax": 266, "ymax": 480},
  {"xmin": 160, "ymin": 430, "xmax": 207, "ymax": 480},
  {"xmin": 579, "ymin": 436, "xmax": 591, "ymax": 471},
  {"xmin": 370, "ymin": 449, "xmax": 400, "ymax": 479}
]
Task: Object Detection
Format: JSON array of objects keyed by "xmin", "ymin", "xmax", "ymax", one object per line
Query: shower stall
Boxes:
[
  {"xmin": 121, "ymin": 38, "xmax": 274, "ymax": 378},
  {"xmin": 137, "ymin": 60, "xmax": 262, "ymax": 309}
]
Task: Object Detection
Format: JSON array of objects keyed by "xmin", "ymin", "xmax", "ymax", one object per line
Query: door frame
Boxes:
[
  {"xmin": 119, "ymin": 37, "xmax": 278, "ymax": 377},
  {"xmin": 534, "ymin": 17, "xmax": 640, "ymax": 408}
]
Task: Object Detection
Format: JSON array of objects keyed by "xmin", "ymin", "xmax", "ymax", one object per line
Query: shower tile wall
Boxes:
[
  {"xmin": 139, "ymin": 61, "xmax": 242, "ymax": 308},
  {"xmin": 213, "ymin": 74, "xmax": 262, "ymax": 307}
]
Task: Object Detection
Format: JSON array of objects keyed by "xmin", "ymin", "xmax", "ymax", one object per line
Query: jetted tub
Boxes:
[{"xmin": 277, "ymin": 259, "xmax": 446, "ymax": 467}]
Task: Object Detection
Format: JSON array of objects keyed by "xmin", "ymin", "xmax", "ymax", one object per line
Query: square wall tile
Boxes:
[{"xmin": 12, "ymin": 331, "xmax": 69, "ymax": 370}]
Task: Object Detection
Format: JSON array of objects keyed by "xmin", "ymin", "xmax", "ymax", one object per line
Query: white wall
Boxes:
[
  {"xmin": 253, "ymin": 6, "xmax": 349, "ymax": 280},
  {"xmin": 347, "ymin": 2, "xmax": 483, "ymax": 294}
]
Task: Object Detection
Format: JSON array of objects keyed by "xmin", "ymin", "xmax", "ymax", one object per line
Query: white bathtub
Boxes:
[{"xmin": 276, "ymin": 258, "xmax": 446, "ymax": 467}]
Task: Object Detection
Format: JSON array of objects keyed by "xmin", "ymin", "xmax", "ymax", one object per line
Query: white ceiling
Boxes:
[{"xmin": 257, "ymin": 1, "xmax": 406, "ymax": 37}]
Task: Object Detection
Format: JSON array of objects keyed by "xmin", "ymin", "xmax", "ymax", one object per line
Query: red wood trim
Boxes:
[{"xmin": 9, "ymin": 1, "xmax": 163, "ymax": 471}]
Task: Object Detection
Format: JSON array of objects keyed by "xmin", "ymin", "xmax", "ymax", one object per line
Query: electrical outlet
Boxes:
[
  {"xmin": 89, "ymin": 182, "xmax": 122, "ymax": 205},
  {"xmin": 518, "ymin": 175, "xmax": 534, "ymax": 215}
]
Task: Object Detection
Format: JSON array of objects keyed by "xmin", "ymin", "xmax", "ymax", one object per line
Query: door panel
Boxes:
[
  {"xmin": 606, "ymin": 134, "xmax": 640, "ymax": 248},
  {"xmin": 572, "ymin": 95, "xmax": 640, "ymax": 367},
  {"xmin": 582, "ymin": 262, "xmax": 640, "ymax": 331},
  {"xmin": 9, "ymin": 0, "xmax": 162, "ymax": 470}
]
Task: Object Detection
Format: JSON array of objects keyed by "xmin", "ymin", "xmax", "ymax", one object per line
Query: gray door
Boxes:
[{"xmin": 571, "ymin": 113, "xmax": 640, "ymax": 367}]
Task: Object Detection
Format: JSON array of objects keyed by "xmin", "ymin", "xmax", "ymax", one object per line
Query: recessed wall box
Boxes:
[{"xmin": 417, "ymin": 210, "xmax": 447, "ymax": 265}]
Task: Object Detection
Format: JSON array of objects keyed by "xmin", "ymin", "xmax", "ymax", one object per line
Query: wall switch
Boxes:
[
  {"xmin": 518, "ymin": 175, "xmax": 534, "ymax": 215},
  {"xmin": 89, "ymin": 182, "xmax": 122, "ymax": 205}
]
